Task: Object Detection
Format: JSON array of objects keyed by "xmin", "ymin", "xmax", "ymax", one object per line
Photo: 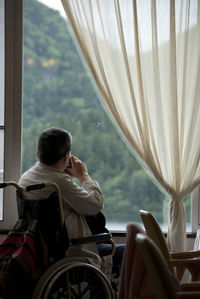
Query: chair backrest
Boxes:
[
  {"xmin": 140, "ymin": 210, "xmax": 170, "ymax": 261},
  {"xmin": 118, "ymin": 222, "xmax": 155, "ymax": 299},
  {"xmin": 136, "ymin": 233, "xmax": 179, "ymax": 299}
]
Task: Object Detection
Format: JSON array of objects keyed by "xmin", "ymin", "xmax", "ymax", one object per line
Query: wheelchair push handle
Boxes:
[
  {"xmin": 25, "ymin": 182, "xmax": 60, "ymax": 193},
  {"xmin": 0, "ymin": 183, "xmax": 7, "ymax": 188},
  {"xmin": 0, "ymin": 181, "xmax": 21, "ymax": 191},
  {"xmin": 26, "ymin": 183, "xmax": 46, "ymax": 192}
]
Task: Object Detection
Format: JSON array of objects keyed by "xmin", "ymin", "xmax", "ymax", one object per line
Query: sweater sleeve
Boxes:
[{"xmin": 59, "ymin": 175, "xmax": 104, "ymax": 216}]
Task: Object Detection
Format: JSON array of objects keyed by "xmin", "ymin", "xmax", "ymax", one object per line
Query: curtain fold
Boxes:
[{"xmin": 61, "ymin": 0, "xmax": 200, "ymax": 251}]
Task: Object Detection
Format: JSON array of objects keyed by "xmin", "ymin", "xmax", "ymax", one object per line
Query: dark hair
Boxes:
[{"xmin": 37, "ymin": 128, "xmax": 72, "ymax": 165}]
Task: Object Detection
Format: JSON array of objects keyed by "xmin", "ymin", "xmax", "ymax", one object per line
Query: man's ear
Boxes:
[{"xmin": 64, "ymin": 152, "xmax": 70, "ymax": 162}]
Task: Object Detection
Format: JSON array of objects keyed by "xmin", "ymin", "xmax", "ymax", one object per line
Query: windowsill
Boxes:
[
  {"xmin": 111, "ymin": 230, "xmax": 196, "ymax": 239},
  {"xmin": 0, "ymin": 229, "xmax": 197, "ymax": 239}
]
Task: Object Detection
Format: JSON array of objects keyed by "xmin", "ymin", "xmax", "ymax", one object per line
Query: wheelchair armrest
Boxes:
[{"xmin": 70, "ymin": 232, "xmax": 112, "ymax": 246}]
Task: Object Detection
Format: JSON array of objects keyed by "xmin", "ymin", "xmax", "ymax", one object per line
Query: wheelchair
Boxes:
[{"xmin": 0, "ymin": 181, "xmax": 116, "ymax": 299}]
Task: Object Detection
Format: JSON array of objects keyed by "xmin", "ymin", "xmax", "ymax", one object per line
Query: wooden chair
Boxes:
[
  {"xmin": 136, "ymin": 233, "xmax": 200, "ymax": 299},
  {"xmin": 140, "ymin": 210, "xmax": 200, "ymax": 281},
  {"xmin": 118, "ymin": 222, "xmax": 155, "ymax": 299}
]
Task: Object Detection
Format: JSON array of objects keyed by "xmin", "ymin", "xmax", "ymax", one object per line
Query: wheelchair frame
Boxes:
[{"xmin": 0, "ymin": 181, "xmax": 115, "ymax": 299}]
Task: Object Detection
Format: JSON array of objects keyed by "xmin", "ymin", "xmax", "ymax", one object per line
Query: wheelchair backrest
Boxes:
[{"xmin": 17, "ymin": 189, "xmax": 69, "ymax": 261}]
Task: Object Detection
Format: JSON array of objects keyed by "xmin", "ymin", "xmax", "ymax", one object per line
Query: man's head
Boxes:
[{"xmin": 37, "ymin": 127, "xmax": 72, "ymax": 165}]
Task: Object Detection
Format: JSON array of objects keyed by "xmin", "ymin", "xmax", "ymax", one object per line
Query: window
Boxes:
[
  {"xmin": 22, "ymin": 0, "xmax": 191, "ymax": 231},
  {"xmin": 0, "ymin": 0, "xmax": 196, "ymax": 232},
  {"xmin": 0, "ymin": 0, "xmax": 22, "ymax": 229}
]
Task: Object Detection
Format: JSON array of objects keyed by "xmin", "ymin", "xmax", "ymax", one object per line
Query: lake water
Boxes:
[{"xmin": 107, "ymin": 222, "xmax": 191, "ymax": 232}]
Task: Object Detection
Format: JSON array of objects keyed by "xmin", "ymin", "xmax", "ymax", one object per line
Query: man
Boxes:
[{"xmin": 19, "ymin": 127, "xmax": 124, "ymax": 275}]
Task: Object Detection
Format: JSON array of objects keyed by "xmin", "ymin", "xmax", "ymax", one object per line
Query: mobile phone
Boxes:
[{"xmin": 67, "ymin": 158, "xmax": 72, "ymax": 168}]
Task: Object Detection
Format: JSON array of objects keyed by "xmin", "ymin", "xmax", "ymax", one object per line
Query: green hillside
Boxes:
[{"xmin": 22, "ymin": 0, "xmax": 185, "ymax": 226}]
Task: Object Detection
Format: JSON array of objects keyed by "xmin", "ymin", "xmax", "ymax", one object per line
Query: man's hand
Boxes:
[{"xmin": 64, "ymin": 155, "xmax": 91, "ymax": 183}]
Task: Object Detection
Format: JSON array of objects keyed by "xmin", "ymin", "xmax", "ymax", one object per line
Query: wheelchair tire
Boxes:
[{"xmin": 32, "ymin": 258, "xmax": 115, "ymax": 299}]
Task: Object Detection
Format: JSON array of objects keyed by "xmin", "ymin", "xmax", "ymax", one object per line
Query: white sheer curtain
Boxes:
[{"xmin": 61, "ymin": 0, "xmax": 200, "ymax": 251}]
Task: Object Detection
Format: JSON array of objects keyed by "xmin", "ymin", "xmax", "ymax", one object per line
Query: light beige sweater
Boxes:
[{"xmin": 19, "ymin": 162, "xmax": 104, "ymax": 267}]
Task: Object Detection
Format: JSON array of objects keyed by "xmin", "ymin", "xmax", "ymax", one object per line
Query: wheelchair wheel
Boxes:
[{"xmin": 32, "ymin": 258, "xmax": 115, "ymax": 299}]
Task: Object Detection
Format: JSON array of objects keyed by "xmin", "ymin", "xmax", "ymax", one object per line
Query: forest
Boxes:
[{"xmin": 22, "ymin": 0, "xmax": 190, "ymax": 228}]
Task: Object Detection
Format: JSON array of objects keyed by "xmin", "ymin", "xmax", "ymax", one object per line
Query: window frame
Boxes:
[
  {"xmin": 0, "ymin": 0, "xmax": 23, "ymax": 229},
  {"xmin": 192, "ymin": 187, "xmax": 200, "ymax": 233}
]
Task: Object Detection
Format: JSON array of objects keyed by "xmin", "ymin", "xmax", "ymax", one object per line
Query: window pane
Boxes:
[
  {"xmin": 0, "ymin": 0, "xmax": 4, "ymax": 221},
  {"xmin": 0, "ymin": 130, "xmax": 4, "ymax": 220},
  {"xmin": 0, "ymin": 131, "xmax": 3, "ymax": 172},
  {"xmin": 22, "ymin": 0, "xmax": 191, "ymax": 231},
  {"xmin": 0, "ymin": 0, "xmax": 5, "ymax": 125}
]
